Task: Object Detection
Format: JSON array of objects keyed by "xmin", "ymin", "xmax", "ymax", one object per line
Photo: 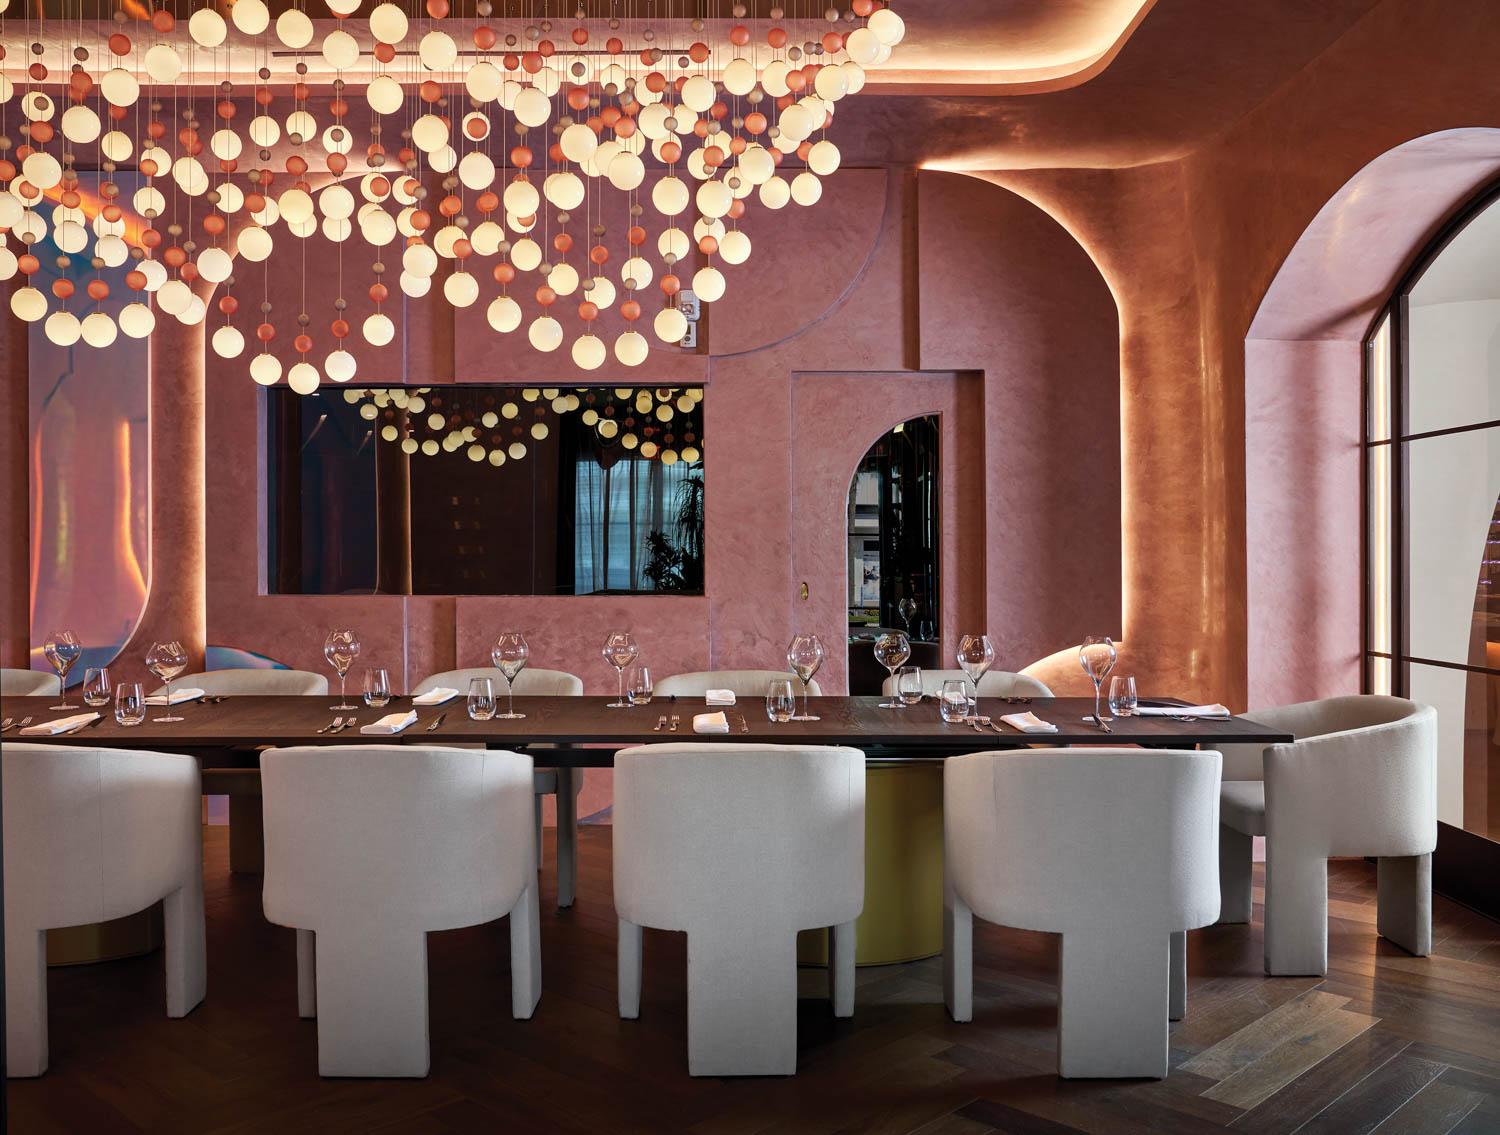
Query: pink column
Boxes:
[{"xmin": 0, "ymin": 277, "xmax": 28, "ymax": 668}]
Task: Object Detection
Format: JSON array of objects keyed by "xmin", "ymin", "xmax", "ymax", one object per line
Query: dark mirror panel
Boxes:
[{"xmin": 267, "ymin": 384, "xmax": 705, "ymax": 596}]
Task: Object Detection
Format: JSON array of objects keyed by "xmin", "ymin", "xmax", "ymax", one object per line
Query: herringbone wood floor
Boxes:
[{"xmin": 10, "ymin": 826, "xmax": 1500, "ymax": 1134}]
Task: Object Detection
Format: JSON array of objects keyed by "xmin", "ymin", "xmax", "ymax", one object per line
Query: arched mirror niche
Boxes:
[{"xmin": 846, "ymin": 415, "xmax": 941, "ymax": 694}]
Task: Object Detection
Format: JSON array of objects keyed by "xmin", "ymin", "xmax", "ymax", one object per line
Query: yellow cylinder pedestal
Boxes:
[
  {"xmin": 46, "ymin": 904, "xmax": 163, "ymax": 967},
  {"xmin": 798, "ymin": 760, "xmax": 944, "ymax": 967}
]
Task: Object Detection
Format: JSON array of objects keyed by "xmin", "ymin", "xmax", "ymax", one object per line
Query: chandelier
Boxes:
[{"xmin": 0, "ymin": 0, "xmax": 905, "ymax": 388}]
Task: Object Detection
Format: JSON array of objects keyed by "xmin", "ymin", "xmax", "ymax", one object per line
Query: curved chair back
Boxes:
[
  {"xmin": 945, "ymin": 748, "xmax": 1221, "ymax": 934},
  {"xmin": 410, "ymin": 667, "xmax": 583, "ymax": 697},
  {"xmin": 1221, "ymin": 693, "xmax": 1430, "ymax": 782},
  {"xmin": 881, "ymin": 668, "xmax": 1052, "ymax": 698},
  {"xmin": 152, "ymin": 668, "xmax": 329, "ymax": 697},
  {"xmin": 654, "ymin": 670, "xmax": 822, "ymax": 698},
  {"xmin": 1, "ymin": 668, "xmax": 55, "ymax": 697},
  {"xmin": 614, "ymin": 743, "xmax": 863, "ymax": 934},
  {"xmin": 262, "ymin": 745, "xmax": 535, "ymax": 933}
]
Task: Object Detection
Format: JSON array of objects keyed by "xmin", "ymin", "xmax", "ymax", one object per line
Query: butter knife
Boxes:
[{"xmin": 426, "ymin": 712, "xmax": 447, "ymax": 732}]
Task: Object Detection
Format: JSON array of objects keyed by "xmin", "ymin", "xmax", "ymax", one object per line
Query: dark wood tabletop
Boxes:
[{"xmin": 1, "ymin": 694, "xmax": 1293, "ymax": 767}]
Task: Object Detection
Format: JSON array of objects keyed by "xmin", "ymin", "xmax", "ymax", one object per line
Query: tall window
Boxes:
[{"xmin": 1366, "ymin": 182, "xmax": 1500, "ymax": 844}]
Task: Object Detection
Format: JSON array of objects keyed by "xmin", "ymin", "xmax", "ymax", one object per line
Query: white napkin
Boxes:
[
  {"xmin": 145, "ymin": 688, "xmax": 204, "ymax": 706},
  {"xmin": 412, "ymin": 688, "xmax": 458, "ymax": 706},
  {"xmin": 705, "ymin": 689, "xmax": 737, "ymax": 706},
  {"xmin": 1134, "ymin": 703, "xmax": 1232, "ymax": 718},
  {"xmin": 1000, "ymin": 711, "xmax": 1058, "ymax": 735},
  {"xmin": 693, "ymin": 711, "xmax": 730, "ymax": 734},
  {"xmin": 20, "ymin": 712, "xmax": 100, "ymax": 736},
  {"xmin": 360, "ymin": 710, "xmax": 418, "ymax": 735}
]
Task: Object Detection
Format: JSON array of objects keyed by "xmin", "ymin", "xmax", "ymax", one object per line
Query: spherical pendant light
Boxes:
[
  {"xmin": 621, "ymin": 256, "xmax": 654, "ymax": 290},
  {"xmin": 487, "ymin": 295, "xmax": 522, "ymax": 333},
  {"xmin": 411, "ymin": 113, "xmax": 448, "ymax": 152},
  {"xmin": 403, "ymin": 242, "xmax": 438, "ymax": 277},
  {"xmin": 100, "ymin": 69, "xmax": 140, "ymax": 108},
  {"xmin": 367, "ymin": 75, "xmax": 404, "ymax": 115},
  {"xmin": 503, "ymin": 177, "xmax": 540, "ymax": 217},
  {"xmin": 419, "ymin": 31, "xmax": 458, "ymax": 71},
  {"xmin": 325, "ymin": 349, "xmax": 358, "ymax": 382},
  {"xmin": 44, "ymin": 311, "xmax": 82, "ymax": 346},
  {"xmin": 459, "ymin": 152, "xmax": 496, "ymax": 192},
  {"xmin": 156, "ymin": 278, "xmax": 193, "ymax": 315},
  {"xmin": 11, "ymin": 287, "xmax": 46, "ymax": 322},
  {"xmin": 78, "ymin": 312, "xmax": 117, "ymax": 348},
  {"xmin": 719, "ymin": 230, "xmax": 752, "ymax": 265},
  {"xmin": 179, "ymin": 296, "xmax": 208, "ymax": 325},
  {"xmin": 681, "ymin": 75, "xmax": 716, "ymax": 113},
  {"xmin": 369, "ymin": 2, "xmax": 408, "ymax": 43},
  {"xmin": 209, "ymin": 128, "xmax": 243, "ymax": 161},
  {"xmin": 542, "ymin": 171, "xmax": 585, "ymax": 210},
  {"xmin": 212, "ymin": 325, "xmax": 245, "ymax": 358},
  {"xmin": 232, "ymin": 0, "xmax": 270, "ymax": 34},
  {"xmin": 652, "ymin": 176, "xmax": 690, "ymax": 216},
  {"xmin": 560, "ymin": 122, "xmax": 598, "ymax": 163},
  {"xmin": 511, "ymin": 238, "xmax": 542, "ymax": 273},
  {"xmin": 791, "ymin": 172, "xmax": 823, "ymax": 206},
  {"xmin": 466, "ymin": 61, "xmax": 502, "ymax": 102},
  {"xmin": 588, "ymin": 276, "xmax": 617, "ymax": 309},
  {"xmin": 276, "ymin": 8, "xmax": 314, "ymax": 48},
  {"xmin": 528, "ymin": 315, "xmax": 563, "ymax": 352},
  {"xmin": 285, "ymin": 110, "xmax": 318, "ymax": 143},
  {"xmin": 399, "ymin": 271, "xmax": 431, "ymax": 297},
  {"xmin": 61, "ymin": 105, "xmax": 101, "ymax": 144},
  {"xmin": 548, "ymin": 263, "xmax": 579, "ymax": 296},
  {"xmin": 0, "ymin": 247, "xmax": 15, "ymax": 281},
  {"xmin": 654, "ymin": 306, "xmax": 688, "ymax": 344},
  {"xmin": 237, "ymin": 226, "xmax": 274, "ymax": 262},
  {"xmin": 815, "ymin": 64, "xmax": 849, "ymax": 102},
  {"xmin": 197, "ymin": 247, "xmax": 234, "ymax": 283},
  {"xmin": 847, "ymin": 26, "xmax": 880, "ymax": 64},
  {"xmin": 808, "ymin": 140, "xmax": 842, "ymax": 177},
  {"xmin": 22, "ymin": 152, "xmax": 62, "ymax": 191},
  {"xmin": 144, "ymin": 44, "xmax": 183, "ymax": 83},
  {"xmin": 119, "ymin": 302, "xmax": 156, "ymax": 339},
  {"xmin": 137, "ymin": 260, "xmax": 168, "ymax": 292},
  {"xmin": 513, "ymin": 86, "xmax": 551, "ymax": 128},
  {"xmin": 322, "ymin": 30, "xmax": 361, "ymax": 71},
  {"xmin": 696, "ymin": 179, "xmax": 733, "ymax": 219},
  {"xmin": 571, "ymin": 334, "xmax": 606, "ymax": 371},
  {"xmin": 443, "ymin": 272, "xmax": 479, "ymax": 307},
  {"xmin": 287, "ymin": 362, "xmax": 321, "ymax": 395},
  {"xmin": 869, "ymin": 8, "xmax": 907, "ymax": 45},
  {"xmin": 692, "ymin": 266, "xmax": 726, "ymax": 303},
  {"xmin": 724, "ymin": 58, "xmax": 756, "ymax": 96},
  {"xmin": 188, "ymin": 8, "xmax": 228, "ymax": 48},
  {"xmin": 363, "ymin": 313, "xmax": 395, "ymax": 345},
  {"xmin": 250, "ymin": 353, "xmax": 282, "ymax": 385},
  {"xmin": 614, "ymin": 330, "xmax": 649, "ymax": 366},
  {"xmin": 249, "ymin": 115, "xmax": 281, "ymax": 147},
  {"xmin": 278, "ymin": 188, "xmax": 315, "ymax": 224}
]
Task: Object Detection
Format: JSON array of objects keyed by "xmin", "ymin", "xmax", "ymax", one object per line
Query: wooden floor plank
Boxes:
[
  {"xmin": 1293, "ymin": 1051, "xmax": 1447, "ymax": 1135},
  {"xmin": 1181, "ymin": 991, "xmax": 1352, "ymax": 1080},
  {"xmin": 1201, "ymin": 1008, "xmax": 1379, "ymax": 1110},
  {"xmin": 1369, "ymin": 1076, "xmax": 1486, "ymax": 1135}
]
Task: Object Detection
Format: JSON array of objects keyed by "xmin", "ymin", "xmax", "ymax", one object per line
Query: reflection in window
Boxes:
[{"xmin": 268, "ymin": 384, "xmax": 704, "ymax": 596}]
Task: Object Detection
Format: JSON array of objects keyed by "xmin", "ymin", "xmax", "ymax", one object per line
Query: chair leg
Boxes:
[
  {"xmin": 1377, "ymin": 853, "xmax": 1432, "ymax": 957},
  {"xmin": 555, "ymin": 767, "xmax": 578, "ymax": 909},
  {"xmin": 1218, "ymin": 824, "xmax": 1255, "ymax": 924},
  {"xmin": 1059, "ymin": 930, "xmax": 1170, "ymax": 1079},
  {"xmin": 509, "ymin": 880, "xmax": 542, "ymax": 1019},
  {"xmin": 312, "ymin": 930, "xmax": 432, "ymax": 1078},
  {"xmin": 533, "ymin": 792, "xmax": 544, "ymax": 874},
  {"xmin": 618, "ymin": 918, "xmax": 643, "ymax": 1019},
  {"xmin": 1264, "ymin": 846, "xmax": 1329, "ymax": 976},
  {"xmin": 829, "ymin": 920, "xmax": 855, "ymax": 1018},
  {"xmin": 1169, "ymin": 930, "xmax": 1186, "ymax": 1022},
  {"xmin": 944, "ymin": 894, "xmax": 974, "ymax": 1023},
  {"xmin": 161, "ymin": 883, "xmax": 207, "ymax": 1019},
  {"xmin": 297, "ymin": 929, "xmax": 317, "ymax": 1018},
  {"xmin": 4, "ymin": 927, "xmax": 48, "ymax": 1077},
  {"xmin": 685, "ymin": 931, "xmax": 798, "ymax": 1076}
]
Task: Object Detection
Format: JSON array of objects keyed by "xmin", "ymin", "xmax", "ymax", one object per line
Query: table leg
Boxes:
[
  {"xmin": 228, "ymin": 794, "xmax": 265, "ymax": 874},
  {"xmin": 555, "ymin": 766, "xmax": 577, "ymax": 909}
]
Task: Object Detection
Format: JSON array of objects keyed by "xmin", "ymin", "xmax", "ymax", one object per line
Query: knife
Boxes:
[{"xmin": 426, "ymin": 712, "xmax": 447, "ymax": 732}]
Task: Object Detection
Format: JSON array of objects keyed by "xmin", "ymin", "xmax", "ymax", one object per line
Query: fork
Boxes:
[
  {"xmin": 10, "ymin": 716, "xmax": 34, "ymax": 733},
  {"xmin": 0, "ymin": 717, "xmax": 11, "ymax": 733},
  {"xmin": 965, "ymin": 715, "xmax": 985, "ymax": 733},
  {"xmin": 738, "ymin": 713, "xmax": 750, "ymax": 734},
  {"xmin": 1090, "ymin": 714, "xmax": 1113, "ymax": 734},
  {"xmin": 669, "ymin": 714, "xmax": 680, "ymax": 733},
  {"xmin": 316, "ymin": 716, "xmax": 344, "ymax": 735},
  {"xmin": 977, "ymin": 715, "xmax": 1005, "ymax": 735},
  {"xmin": 653, "ymin": 714, "xmax": 668, "ymax": 732}
]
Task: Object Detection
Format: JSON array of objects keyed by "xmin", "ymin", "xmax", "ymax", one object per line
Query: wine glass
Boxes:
[
  {"xmin": 956, "ymin": 633, "xmax": 995, "ymax": 711},
  {"xmin": 145, "ymin": 639, "xmax": 189, "ymax": 722},
  {"xmin": 873, "ymin": 632, "xmax": 911, "ymax": 708},
  {"xmin": 785, "ymin": 633, "xmax": 825, "ymax": 721},
  {"xmin": 43, "ymin": 629, "xmax": 83, "ymax": 710},
  {"xmin": 492, "ymin": 631, "xmax": 530, "ymax": 719},
  {"xmin": 601, "ymin": 631, "xmax": 638, "ymax": 709},
  {"xmin": 898, "ymin": 597, "xmax": 917, "ymax": 633},
  {"xmin": 1079, "ymin": 635, "xmax": 1119, "ymax": 723},
  {"xmin": 324, "ymin": 629, "xmax": 361, "ymax": 710}
]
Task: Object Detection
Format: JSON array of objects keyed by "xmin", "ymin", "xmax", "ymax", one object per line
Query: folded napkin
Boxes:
[
  {"xmin": 412, "ymin": 688, "xmax": 458, "ymax": 706},
  {"xmin": 1135, "ymin": 703, "xmax": 1232, "ymax": 718},
  {"xmin": 1000, "ymin": 711, "xmax": 1058, "ymax": 735},
  {"xmin": 20, "ymin": 712, "xmax": 100, "ymax": 736},
  {"xmin": 693, "ymin": 711, "xmax": 730, "ymax": 734},
  {"xmin": 145, "ymin": 688, "xmax": 205, "ymax": 706},
  {"xmin": 705, "ymin": 689, "xmax": 737, "ymax": 706},
  {"xmin": 360, "ymin": 710, "xmax": 418, "ymax": 735}
]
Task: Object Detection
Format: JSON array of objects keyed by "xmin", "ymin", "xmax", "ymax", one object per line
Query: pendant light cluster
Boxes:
[{"xmin": 0, "ymin": 0, "xmax": 905, "ymax": 388}]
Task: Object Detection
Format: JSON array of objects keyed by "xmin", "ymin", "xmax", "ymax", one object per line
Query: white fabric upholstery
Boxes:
[
  {"xmin": 944, "ymin": 748, "xmax": 1221, "ymax": 1079},
  {"xmin": 410, "ymin": 667, "xmax": 584, "ymax": 697},
  {"xmin": 1, "ymin": 668, "xmax": 54, "ymax": 697},
  {"xmin": 653, "ymin": 670, "xmax": 823, "ymax": 698},
  {"xmin": 880, "ymin": 669, "xmax": 1054, "ymax": 698},
  {"xmin": 1216, "ymin": 695, "xmax": 1437, "ymax": 975},
  {"xmin": 261, "ymin": 745, "xmax": 541, "ymax": 1077},
  {"xmin": 3, "ymin": 743, "xmax": 206, "ymax": 1077},
  {"xmin": 613, "ymin": 743, "xmax": 864, "ymax": 1076},
  {"xmin": 149, "ymin": 668, "xmax": 329, "ymax": 697}
]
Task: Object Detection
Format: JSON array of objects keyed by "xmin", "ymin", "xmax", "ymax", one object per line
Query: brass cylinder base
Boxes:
[{"xmin": 46, "ymin": 903, "xmax": 164, "ymax": 967}]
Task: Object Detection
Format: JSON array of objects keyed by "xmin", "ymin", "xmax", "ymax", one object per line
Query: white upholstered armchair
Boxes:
[
  {"xmin": 881, "ymin": 668, "xmax": 1053, "ymax": 698},
  {"xmin": 653, "ymin": 669, "xmax": 823, "ymax": 697},
  {"xmin": 944, "ymin": 748, "xmax": 1221, "ymax": 1079},
  {"xmin": 1217, "ymin": 695, "xmax": 1438, "ymax": 976},
  {"xmin": 150, "ymin": 668, "xmax": 329, "ymax": 697},
  {"xmin": 0, "ymin": 668, "xmax": 54, "ymax": 697}
]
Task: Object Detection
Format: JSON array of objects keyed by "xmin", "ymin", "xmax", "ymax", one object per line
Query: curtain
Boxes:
[{"xmin": 574, "ymin": 455, "xmax": 688, "ymax": 592}]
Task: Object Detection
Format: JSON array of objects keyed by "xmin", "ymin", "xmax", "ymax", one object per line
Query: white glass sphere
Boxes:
[
  {"xmin": 719, "ymin": 229, "xmax": 752, "ymax": 265},
  {"xmin": 462, "ymin": 111, "xmax": 492, "ymax": 141},
  {"xmin": 325, "ymin": 349, "xmax": 357, "ymax": 382},
  {"xmin": 868, "ymin": 8, "xmax": 906, "ymax": 45},
  {"xmin": 321, "ymin": 123, "xmax": 354, "ymax": 156},
  {"xmin": 761, "ymin": 59, "xmax": 791, "ymax": 97},
  {"xmin": 692, "ymin": 217, "xmax": 726, "ymax": 243},
  {"xmin": 320, "ymin": 184, "xmax": 356, "ymax": 219},
  {"xmin": 209, "ymin": 128, "xmax": 242, "ymax": 161},
  {"xmin": 571, "ymin": 334, "xmax": 606, "ymax": 371},
  {"xmin": 137, "ymin": 260, "xmax": 168, "ymax": 291},
  {"xmin": 681, "ymin": 75, "xmax": 716, "ymax": 113},
  {"xmin": 738, "ymin": 145, "xmax": 776, "ymax": 186},
  {"xmin": 400, "ymin": 271, "xmax": 431, "ymax": 298},
  {"xmin": 197, "ymin": 247, "xmax": 234, "ymax": 283},
  {"xmin": 458, "ymin": 152, "xmax": 496, "ymax": 192},
  {"xmin": 44, "ymin": 310, "xmax": 82, "ymax": 347},
  {"xmin": 81, "ymin": 312, "xmax": 118, "ymax": 348},
  {"xmin": 156, "ymin": 278, "xmax": 193, "ymax": 315},
  {"xmin": 189, "ymin": 8, "xmax": 228, "ymax": 48},
  {"xmin": 469, "ymin": 220, "xmax": 504, "ymax": 256},
  {"xmin": 791, "ymin": 171, "xmax": 823, "ymax": 206},
  {"xmin": 487, "ymin": 295, "xmax": 522, "ymax": 333},
  {"xmin": 466, "ymin": 61, "xmax": 502, "ymax": 102},
  {"xmin": 0, "ymin": 192, "xmax": 24, "ymax": 230},
  {"xmin": 419, "ymin": 31, "xmax": 458, "ymax": 72},
  {"xmin": 808, "ymin": 139, "xmax": 842, "ymax": 177},
  {"xmin": 847, "ymin": 26, "xmax": 880, "ymax": 65},
  {"xmin": 586, "ymin": 275, "xmax": 616, "ymax": 309},
  {"xmin": 560, "ymin": 122, "xmax": 598, "ymax": 163},
  {"xmin": 654, "ymin": 306, "xmax": 688, "ymax": 344},
  {"xmin": 657, "ymin": 227, "xmax": 691, "ymax": 262},
  {"xmin": 100, "ymin": 67, "xmax": 139, "ymax": 107},
  {"xmin": 652, "ymin": 176, "xmax": 690, "ymax": 217},
  {"xmin": 620, "ymin": 256, "xmax": 653, "ymax": 290},
  {"xmin": 528, "ymin": 315, "xmax": 563, "ymax": 352},
  {"xmin": 542, "ymin": 171, "xmax": 585, "ymax": 211},
  {"xmin": 55, "ymin": 219, "xmax": 89, "ymax": 254},
  {"xmin": 363, "ymin": 313, "xmax": 395, "ymax": 346},
  {"xmin": 369, "ymin": 1, "xmax": 408, "ymax": 43},
  {"xmin": 61, "ymin": 105, "xmax": 101, "ymax": 144},
  {"xmin": 443, "ymin": 272, "xmax": 480, "ymax": 307},
  {"xmin": 23, "ymin": 151, "xmax": 62, "ymax": 190},
  {"xmin": 237, "ymin": 226, "xmax": 274, "ymax": 262},
  {"xmin": 429, "ymin": 144, "xmax": 457, "ymax": 174},
  {"xmin": 696, "ymin": 179, "xmax": 733, "ymax": 219},
  {"xmin": 101, "ymin": 130, "xmax": 135, "ymax": 164},
  {"xmin": 326, "ymin": 0, "xmax": 361, "ymax": 14},
  {"xmin": 606, "ymin": 151, "xmax": 645, "ymax": 192},
  {"xmin": 20, "ymin": 90, "xmax": 54, "ymax": 121},
  {"xmin": 815, "ymin": 63, "xmax": 848, "ymax": 102},
  {"xmin": 322, "ymin": 217, "xmax": 353, "ymax": 244},
  {"xmin": 232, "ymin": 0, "xmax": 269, "ymax": 34},
  {"xmin": 692, "ymin": 266, "xmax": 726, "ymax": 303},
  {"xmin": 248, "ymin": 114, "xmax": 281, "ymax": 147},
  {"xmin": 94, "ymin": 234, "xmax": 129, "ymax": 268},
  {"xmin": 287, "ymin": 362, "xmax": 321, "ymax": 395},
  {"xmin": 778, "ymin": 104, "xmax": 814, "ymax": 144},
  {"xmin": 614, "ymin": 330, "xmax": 648, "ymax": 366},
  {"xmin": 842, "ymin": 60, "xmax": 868, "ymax": 95},
  {"xmin": 403, "ymin": 242, "xmax": 438, "ymax": 277},
  {"xmin": 10, "ymin": 286, "xmax": 46, "ymax": 322},
  {"xmin": 638, "ymin": 103, "xmax": 672, "ymax": 140},
  {"xmin": 548, "ymin": 263, "xmax": 580, "ymax": 296},
  {"xmin": 411, "ymin": 113, "xmax": 448, "ymax": 152},
  {"xmin": 0, "ymin": 247, "xmax": 14, "ymax": 281},
  {"xmin": 279, "ymin": 188, "xmax": 314, "ymax": 224},
  {"xmin": 250, "ymin": 354, "xmax": 283, "ymax": 385},
  {"xmin": 178, "ymin": 296, "xmax": 208, "ymax": 325},
  {"xmin": 366, "ymin": 75, "xmax": 404, "ymax": 115},
  {"xmin": 530, "ymin": 421, "xmax": 549, "ymax": 440},
  {"xmin": 724, "ymin": 57, "xmax": 756, "ymax": 97},
  {"xmin": 211, "ymin": 325, "xmax": 244, "ymax": 358},
  {"xmin": 285, "ymin": 109, "xmax": 318, "ymax": 143},
  {"xmin": 119, "ymin": 302, "xmax": 156, "ymax": 339},
  {"xmin": 172, "ymin": 155, "xmax": 209, "ymax": 196},
  {"xmin": 511, "ymin": 238, "xmax": 542, "ymax": 272},
  {"xmin": 503, "ymin": 177, "xmax": 540, "ymax": 217},
  {"xmin": 513, "ymin": 86, "xmax": 551, "ymax": 128}
]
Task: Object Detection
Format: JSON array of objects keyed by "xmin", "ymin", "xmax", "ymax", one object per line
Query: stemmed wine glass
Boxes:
[
  {"xmin": 324, "ymin": 629, "xmax": 361, "ymax": 711},
  {"xmin": 786, "ymin": 633, "xmax": 825, "ymax": 722},
  {"xmin": 1079, "ymin": 635, "xmax": 1118, "ymax": 724},
  {"xmin": 956, "ymin": 633, "xmax": 995, "ymax": 711},
  {"xmin": 601, "ymin": 631, "xmax": 638, "ymax": 709},
  {"xmin": 873, "ymin": 631, "xmax": 911, "ymax": 708},
  {"xmin": 491, "ymin": 632, "xmax": 530, "ymax": 720},
  {"xmin": 145, "ymin": 640, "xmax": 189, "ymax": 722},
  {"xmin": 898, "ymin": 598, "xmax": 917, "ymax": 633},
  {"xmin": 43, "ymin": 629, "xmax": 83, "ymax": 710}
]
